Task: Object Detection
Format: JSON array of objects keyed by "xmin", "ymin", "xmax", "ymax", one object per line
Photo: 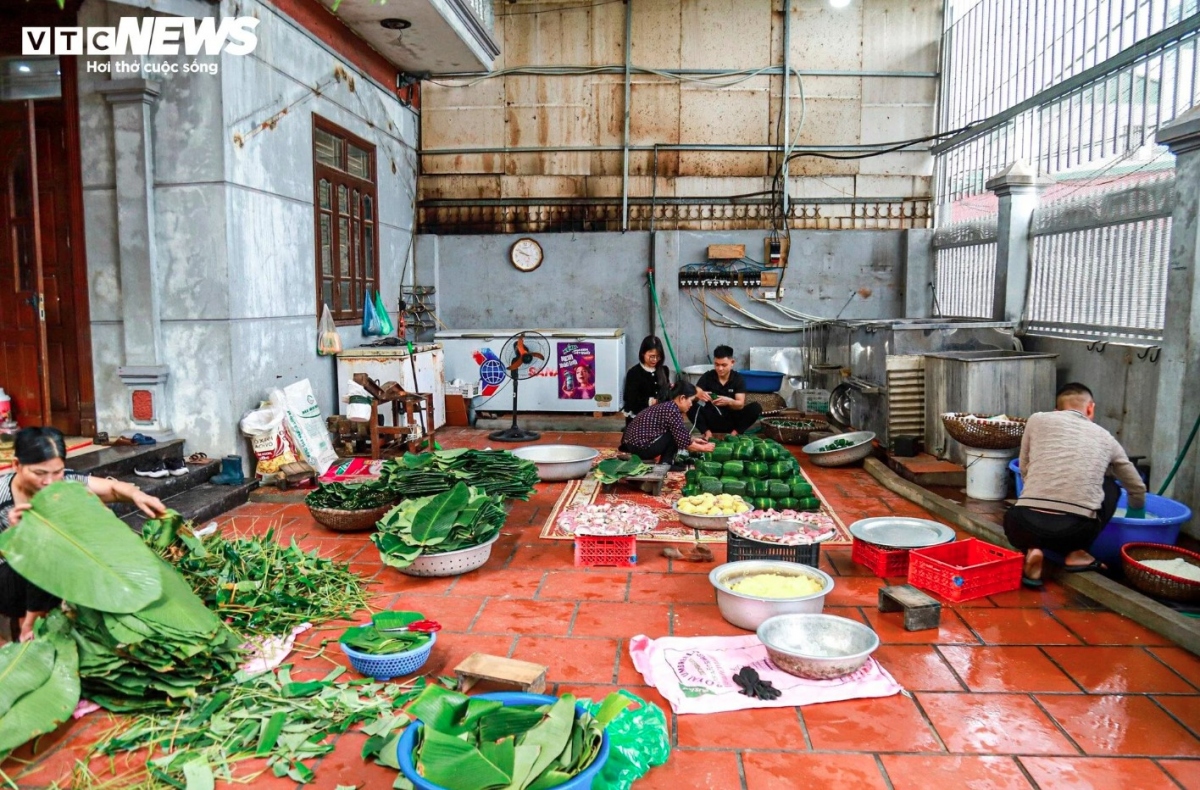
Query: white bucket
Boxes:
[
  {"xmin": 346, "ymin": 395, "xmax": 373, "ymax": 423},
  {"xmin": 964, "ymin": 447, "xmax": 1018, "ymax": 501}
]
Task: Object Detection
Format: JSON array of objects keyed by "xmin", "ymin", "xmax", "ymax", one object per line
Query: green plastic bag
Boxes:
[
  {"xmin": 588, "ymin": 691, "xmax": 670, "ymax": 790},
  {"xmin": 374, "ymin": 291, "xmax": 395, "ymax": 335}
]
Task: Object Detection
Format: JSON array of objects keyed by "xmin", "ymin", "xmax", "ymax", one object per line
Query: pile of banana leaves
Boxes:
[
  {"xmin": 404, "ymin": 686, "xmax": 630, "ymax": 790},
  {"xmin": 380, "ymin": 449, "xmax": 539, "ymax": 501},
  {"xmin": 143, "ymin": 512, "xmax": 371, "ymax": 637},
  {"xmin": 0, "ymin": 482, "xmax": 242, "ymax": 714},
  {"xmin": 304, "ymin": 480, "xmax": 397, "ymax": 510},
  {"xmin": 0, "ymin": 612, "xmax": 80, "ymax": 761},
  {"xmin": 593, "ymin": 458, "xmax": 650, "ymax": 485},
  {"xmin": 373, "ymin": 482, "xmax": 506, "ymax": 569}
]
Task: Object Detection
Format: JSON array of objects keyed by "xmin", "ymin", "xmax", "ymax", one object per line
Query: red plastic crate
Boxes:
[
  {"xmin": 851, "ymin": 538, "xmax": 910, "ymax": 578},
  {"xmin": 574, "ymin": 535, "xmax": 637, "ymax": 567},
  {"xmin": 907, "ymin": 538, "xmax": 1023, "ymax": 602}
]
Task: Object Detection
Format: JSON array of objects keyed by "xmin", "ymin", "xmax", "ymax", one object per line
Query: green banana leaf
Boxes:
[
  {"xmin": 0, "ymin": 481, "xmax": 162, "ymax": 612},
  {"xmin": 410, "ymin": 483, "xmax": 470, "ymax": 545},
  {"xmin": 0, "ymin": 612, "xmax": 80, "ymax": 757},
  {"xmin": 0, "ymin": 640, "xmax": 54, "ymax": 717}
]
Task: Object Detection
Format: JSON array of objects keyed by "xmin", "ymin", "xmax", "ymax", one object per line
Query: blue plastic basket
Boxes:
[
  {"xmin": 398, "ymin": 692, "xmax": 610, "ymax": 790},
  {"xmin": 339, "ymin": 632, "xmax": 436, "ymax": 680}
]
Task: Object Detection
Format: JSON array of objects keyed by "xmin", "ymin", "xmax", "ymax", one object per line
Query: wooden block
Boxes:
[
  {"xmin": 878, "ymin": 584, "xmax": 942, "ymax": 631},
  {"xmin": 707, "ymin": 244, "xmax": 745, "ymax": 260},
  {"xmin": 454, "ymin": 652, "xmax": 548, "ymax": 694},
  {"xmin": 760, "ymin": 270, "xmax": 780, "ymax": 287}
]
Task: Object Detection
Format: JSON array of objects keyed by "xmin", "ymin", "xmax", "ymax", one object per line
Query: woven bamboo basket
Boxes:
[
  {"xmin": 308, "ymin": 502, "xmax": 394, "ymax": 532},
  {"xmin": 761, "ymin": 417, "xmax": 827, "ymax": 445},
  {"xmin": 941, "ymin": 412, "xmax": 1027, "ymax": 450},
  {"xmin": 1121, "ymin": 543, "xmax": 1200, "ymax": 604}
]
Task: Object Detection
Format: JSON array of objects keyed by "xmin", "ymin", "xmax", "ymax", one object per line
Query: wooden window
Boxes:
[{"xmin": 313, "ymin": 116, "xmax": 378, "ymax": 323}]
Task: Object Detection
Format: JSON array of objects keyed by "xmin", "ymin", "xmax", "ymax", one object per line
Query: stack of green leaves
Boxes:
[
  {"xmin": 144, "ymin": 516, "xmax": 372, "ymax": 637},
  {"xmin": 403, "ymin": 686, "xmax": 630, "ymax": 790},
  {"xmin": 0, "ymin": 612, "xmax": 80, "ymax": 760},
  {"xmin": 0, "ymin": 482, "xmax": 243, "ymax": 712},
  {"xmin": 380, "ymin": 449, "xmax": 539, "ymax": 501},
  {"xmin": 373, "ymin": 482, "xmax": 506, "ymax": 569},
  {"xmin": 82, "ymin": 667, "xmax": 425, "ymax": 788},
  {"xmin": 592, "ymin": 458, "xmax": 651, "ymax": 485},
  {"xmin": 341, "ymin": 611, "xmax": 432, "ymax": 655},
  {"xmin": 305, "ymin": 480, "xmax": 398, "ymax": 510}
]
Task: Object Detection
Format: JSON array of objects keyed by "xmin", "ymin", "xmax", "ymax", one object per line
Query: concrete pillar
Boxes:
[
  {"xmin": 985, "ymin": 161, "xmax": 1053, "ymax": 322},
  {"xmin": 97, "ymin": 78, "xmax": 173, "ymax": 439},
  {"xmin": 1151, "ymin": 109, "xmax": 1200, "ymax": 513},
  {"xmin": 903, "ymin": 228, "xmax": 935, "ymax": 318}
]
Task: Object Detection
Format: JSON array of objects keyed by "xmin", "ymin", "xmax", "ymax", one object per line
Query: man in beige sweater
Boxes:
[{"xmin": 1006, "ymin": 382, "xmax": 1147, "ymax": 587}]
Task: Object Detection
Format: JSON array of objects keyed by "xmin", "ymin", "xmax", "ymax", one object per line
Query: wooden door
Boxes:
[{"xmin": 0, "ymin": 77, "xmax": 93, "ymax": 435}]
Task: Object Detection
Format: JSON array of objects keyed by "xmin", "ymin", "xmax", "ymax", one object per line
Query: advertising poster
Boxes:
[{"xmin": 557, "ymin": 341, "xmax": 596, "ymax": 400}]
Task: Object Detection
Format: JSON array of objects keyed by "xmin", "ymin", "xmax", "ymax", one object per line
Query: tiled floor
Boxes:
[{"xmin": 6, "ymin": 428, "xmax": 1200, "ymax": 789}]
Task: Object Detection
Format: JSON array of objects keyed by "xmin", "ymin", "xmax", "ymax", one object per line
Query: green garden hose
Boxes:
[
  {"xmin": 1158, "ymin": 410, "xmax": 1200, "ymax": 495},
  {"xmin": 647, "ymin": 272, "xmax": 680, "ymax": 374}
]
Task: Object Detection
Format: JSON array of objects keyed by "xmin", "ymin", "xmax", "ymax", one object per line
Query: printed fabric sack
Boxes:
[
  {"xmin": 278, "ymin": 379, "xmax": 339, "ymax": 475},
  {"xmin": 238, "ymin": 393, "xmax": 298, "ymax": 478}
]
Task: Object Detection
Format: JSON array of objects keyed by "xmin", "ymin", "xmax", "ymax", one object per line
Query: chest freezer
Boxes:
[
  {"xmin": 335, "ymin": 343, "xmax": 446, "ymax": 428},
  {"xmin": 435, "ymin": 329, "xmax": 625, "ymax": 413}
]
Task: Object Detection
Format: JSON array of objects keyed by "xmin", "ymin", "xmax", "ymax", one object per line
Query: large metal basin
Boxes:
[
  {"xmin": 708, "ymin": 560, "xmax": 834, "ymax": 631},
  {"xmin": 511, "ymin": 444, "xmax": 600, "ymax": 481},
  {"xmin": 757, "ymin": 613, "xmax": 880, "ymax": 680},
  {"xmin": 802, "ymin": 431, "xmax": 876, "ymax": 467}
]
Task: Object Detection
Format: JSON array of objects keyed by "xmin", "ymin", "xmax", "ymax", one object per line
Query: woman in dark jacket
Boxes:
[
  {"xmin": 620, "ymin": 381, "xmax": 715, "ymax": 469},
  {"xmin": 622, "ymin": 335, "xmax": 672, "ymax": 424}
]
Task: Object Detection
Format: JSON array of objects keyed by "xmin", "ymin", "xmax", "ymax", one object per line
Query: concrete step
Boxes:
[
  {"xmin": 122, "ymin": 479, "xmax": 258, "ymax": 532},
  {"xmin": 70, "ymin": 439, "xmax": 185, "ymax": 479},
  {"xmin": 107, "ymin": 460, "xmax": 221, "ymax": 517}
]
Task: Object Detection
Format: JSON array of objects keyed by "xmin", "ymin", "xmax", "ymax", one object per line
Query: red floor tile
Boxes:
[
  {"xmin": 510, "ymin": 636, "xmax": 621, "ymax": 683},
  {"xmin": 917, "ymin": 692, "xmax": 1077, "ymax": 755},
  {"xmin": 422, "ymin": 633, "xmax": 516, "ymax": 677},
  {"xmin": 1019, "ymin": 756, "xmax": 1178, "ymax": 789},
  {"xmin": 1149, "ymin": 647, "xmax": 1200, "ymax": 688},
  {"xmin": 1153, "ymin": 695, "xmax": 1200, "ymax": 737},
  {"xmin": 572, "ymin": 601, "xmax": 671, "ymax": 639},
  {"xmin": 938, "ymin": 646, "xmax": 1080, "ymax": 693},
  {"xmin": 873, "ymin": 645, "xmax": 966, "ymax": 691},
  {"xmin": 369, "ymin": 571, "xmax": 458, "ymax": 596},
  {"xmin": 1051, "ymin": 610, "xmax": 1174, "ymax": 646},
  {"xmin": 1037, "ymin": 695, "xmax": 1200, "ymax": 757},
  {"xmin": 665, "ymin": 544, "xmax": 728, "ymax": 573},
  {"xmin": 628, "ymin": 572, "xmax": 716, "ymax": 604},
  {"xmin": 743, "ymin": 751, "xmax": 888, "ymax": 789},
  {"xmin": 536, "ymin": 569, "xmax": 631, "ymax": 601},
  {"xmin": 987, "ymin": 583, "xmax": 1087, "ymax": 609},
  {"xmin": 670, "ymin": 602, "xmax": 752, "ymax": 637},
  {"xmin": 676, "ymin": 706, "xmax": 806, "ymax": 749},
  {"xmin": 310, "ymin": 733, "xmax": 408, "ymax": 788},
  {"xmin": 393, "ymin": 593, "xmax": 484, "ymax": 632},
  {"xmin": 881, "ymin": 755, "xmax": 1033, "ymax": 790},
  {"xmin": 1159, "ymin": 758, "xmax": 1200, "ymax": 788},
  {"xmin": 1043, "ymin": 647, "xmax": 1196, "ymax": 694},
  {"xmin": 472, "ymin": 599, "xmax": 577, "ymax": 636},
  {"xmin": 635, "ymin": 748, "xmax": 742, "ymax": 790},
  {"xmin": 824, "ymin": 575, "xmax": 886, "ymax": 606},
  {"xmin": 447, "ymin": 567, "xmax": 545, "ymax": 598},
  {"xmin": 958, "ymin": 608, "xmax": 1082, "ymax": 645},
  {"xmin": 507, "ymin": 541, "xmax": 576, "ymax": 570},
  {"xmin": 861, "ymin": 608, "xmax": 981, "ymax": 645},
  {"xmin": 826, "ymin": 548, "xmax": 877, "ymax": 576},
  {"xmin": 801, "ymin": 694, "xmax": 942, "ymax": 753}
]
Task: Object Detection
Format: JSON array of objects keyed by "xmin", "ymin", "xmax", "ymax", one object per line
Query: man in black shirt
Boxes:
[{"xmin": 690, "ymin": 345, "xmax": 763, "ymax": 438}]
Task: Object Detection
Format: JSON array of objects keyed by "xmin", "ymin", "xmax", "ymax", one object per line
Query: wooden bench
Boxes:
[
  {"xmin": 878, "ymin": 584, "xmax": 942, "ymax": 631},
  {"xmin": 454, "ymin": 653, "xmax": 548, "ymax": 694},
  {"xmin": 620, "ymin": 462, "xmax": 671, "ymax": 496}
]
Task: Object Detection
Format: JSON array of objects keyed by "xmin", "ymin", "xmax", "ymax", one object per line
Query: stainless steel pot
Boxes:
[
  {"xmin": 801, "ymin": 431, "xmax": 876, "ymax": 467},
  {"xmin": 757, "ymin": 613, "xmax": 880, "ymax": 680},
  {"xmin": 511, "ymin": 444, "xmax": 600, "ymax": 481},
  {"xmin": 708, "ymin": 560, "xmax": 834, "ymax": 630}
]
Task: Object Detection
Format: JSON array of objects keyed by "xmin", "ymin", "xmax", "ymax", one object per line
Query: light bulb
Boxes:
[
  {"xmin": 17, "ymin": 64, "xmax": 31, "ymax": 73},
  {"xmin": 829, "ymin": 0, "xmax": 851, "ymax": 7}
]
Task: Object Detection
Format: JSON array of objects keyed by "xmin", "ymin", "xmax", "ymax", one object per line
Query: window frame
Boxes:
[{"xmin": 312, "ymin": 115, "xmax": 379, "ymax": 325}]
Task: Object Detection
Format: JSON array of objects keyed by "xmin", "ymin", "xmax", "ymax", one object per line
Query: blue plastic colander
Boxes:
[{"xmin": 339, "ymin": 632, "xmax": 436, "ymax": 681}]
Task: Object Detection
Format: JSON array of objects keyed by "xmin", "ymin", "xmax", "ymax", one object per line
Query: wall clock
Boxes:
[{"xmin": 510, "ymin": 237, "xmax": 544, "ymax": 272}]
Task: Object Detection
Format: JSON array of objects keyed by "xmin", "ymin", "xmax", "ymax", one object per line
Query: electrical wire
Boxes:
[{"xmin": 497, "ymin": 0, "xmax": 625, "ymax": 16}]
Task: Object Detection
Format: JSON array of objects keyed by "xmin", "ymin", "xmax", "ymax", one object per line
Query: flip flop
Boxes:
[
  {"xmin": 1063, "ymin": 560, "xmax": 1106, "ymax": 573},
  {"xmin": 1021, "ymin": 576, "xmax": 1045, "ymax": 589},
  {"xmin": 186, "ymin": 452, "xmax": 209, "ymax": 465},
  {"xmin": 130, "ymin": 433, "xmax": 157, "ymax": 445}
]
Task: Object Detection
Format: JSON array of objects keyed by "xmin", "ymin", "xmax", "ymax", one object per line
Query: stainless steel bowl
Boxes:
[
  {"xmin": 672, "ymin": 502, "xmax": 734, "ymax": 531},
  {"xmin": 511, "ymin": 444, "xmax": 600, "ymax": 481},
  {"xmin": 708, "ymin": 560, "xmax": 834, "ymax": 630},
  {"xmin": 801, "ymin": 431, "xmax": 876, "ymax": 467},
  {"xmin": 757, "ymin": 613, "xmax": 880, "ymax": 680}
]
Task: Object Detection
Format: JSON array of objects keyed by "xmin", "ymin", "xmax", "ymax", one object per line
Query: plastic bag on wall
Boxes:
[
  {"xmin": 363, "ymin": 290, "xmax": 382, "ymax": 336},
  {"xmin": 374, "ymin": 291, "xmax": 395, "ymax": 336},
  {"xmin": 317, "ymin": 303, "xmax": 342, "ymax": 355}
]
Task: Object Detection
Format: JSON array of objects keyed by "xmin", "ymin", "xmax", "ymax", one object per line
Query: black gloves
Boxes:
[{"xmin": 732, "ymin": 666, "xmax": 781, "ymax": 700}]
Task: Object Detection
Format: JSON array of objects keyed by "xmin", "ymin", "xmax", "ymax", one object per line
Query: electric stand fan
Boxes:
[{"xmin": 489, "ymin": 331, "xmax": 550, "ymax": 442}]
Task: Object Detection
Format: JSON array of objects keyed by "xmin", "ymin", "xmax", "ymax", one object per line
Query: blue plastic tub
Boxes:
[
  {"xmin": 339, "ymin": 632, "xmax": 435, "ymax": 681},
  {"xmin": 739, "ymin": 370, "xmax": 785, "ymax": 393},
  {"xmin": 398, "ymin": 691, "xmax": 610, "ymax": 790},
  {"xmin": 1009, "ymin": 460, "xmax": 1192, "ymax": 566}
]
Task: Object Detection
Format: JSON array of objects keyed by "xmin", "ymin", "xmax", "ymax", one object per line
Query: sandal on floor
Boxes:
[
  {"xmin": 1063, "ymin": 559, "xmax": 1106, "ymax": 573},
  {"xmin": 186, "ymin": 452, "xmax": 209, "ymax": 465},
  {"xmin": 1021, "ymin": 576, "xmax": 1045, "ymax": 589}
]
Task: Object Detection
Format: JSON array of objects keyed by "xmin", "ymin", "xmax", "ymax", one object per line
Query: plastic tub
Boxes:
[
  {"xmin": 397, "ymin": 692, "xmax": 609, "ymax": 790},
  {"xmin": 964, "ymin": 447, "xmax": 1017, "ymax": 500},
  {"xmin": 1009, "ymin": 460, "xmax": 1192, "ymax": 566},
  {"xmin": 738, "ymin": 370, "xmax": 785, "ymax": 393}
]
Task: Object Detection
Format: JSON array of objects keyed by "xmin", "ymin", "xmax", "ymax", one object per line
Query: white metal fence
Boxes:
[
  {"xmin": 932, "ymin": 217, "xmax": 1000, "ymax": 319},
  {"xmin": 1026, "ymin": 173, "xmax": 1174, "ymax": 340}
]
